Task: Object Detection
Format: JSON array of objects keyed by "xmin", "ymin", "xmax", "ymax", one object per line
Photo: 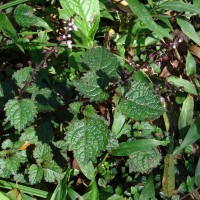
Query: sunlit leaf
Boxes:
[
  {"xmin": 5, "ymin": 99, "xmax": 38, "ymax": 132},
  {"xmin": 177, "ymin": 18, "xmax": 200, "ymax": 46},
  {"xmin": 119, "ymin": 81, "xmax": 165, "ymax": 120}
]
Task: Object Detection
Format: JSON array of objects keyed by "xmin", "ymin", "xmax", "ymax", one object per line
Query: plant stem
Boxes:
[
  {"xmin": 18, "ymin": 46, "xmax": 56, "ymax": 98},
  {"xmin": 94, "ymin": 153, "xmax": 109, "ymax": 178}
]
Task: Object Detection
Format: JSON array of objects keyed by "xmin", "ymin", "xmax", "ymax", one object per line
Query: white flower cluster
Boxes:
[{"xmin": 60, "ymin": 16, "xmax": 78, "ymax": 49}]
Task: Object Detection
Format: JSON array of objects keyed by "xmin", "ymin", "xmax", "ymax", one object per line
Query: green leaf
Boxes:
[
  {"xmin": 110, "ymin": 139, "xmax": 168, "ymax": 156},
  {"xmin": 1, "ymin": 139, "xmax": 14, "ymax": 150},
  {"xmin": 12, "ymin": 67, "xmax": 38, "ymax": 93},
  {"xmin": 133, "ymin": 122, "xmax": 155, "ymax": 137},
  {"xmin": 128, "ymin": 148, "xmax": 161, "ymax": 173},
  {"xmin": 59, "ymin": 0, "xmax": 100, "ymax": 47},
  {"xmin": 126, "ymin": 0, "xmax": 172, "ymax": 39},
  {"xmin": 82, "ymin": 47, "xmax": 119, "ymax": 78},
  {"xmin": 68, "ymin": 102, "xmax": 83, "ymax": 115},
  {"xmin": 167, "ymin": 76, "xmax": 198, "ymax": 95},
  {"xmin": 20, "ymin": 126, "xmax": 38, "ymax": 144},
  {"xmin": 195, "ymin": 158, "xmax": 200, "ymax": 187},
  {"xmin": 178, "ymin": 96, "xmax": 194, "ymax": 137},
  {"xmin": 119, "ymin": 81, "xmax": 165, "ymax": 120},
  {"xmin": 0, "ymin": 83, "xmax": 4, "ymax": 98},
  {"xmin": 66, "ymin": 118, "xmax": 110, "ymax": 164},
  {"xmin": 28, "ymin": 164, "xmax": 43, "ymax": 185},
  {"xmin": 74, "ymin": 71, "xmax": 109, "ymax": 102},
  {"xmin": 186, "ymin": 51, "xmax": 196, "ymax": 76},
  {"xmin": 0, "ymin": 13, "xmax": 24, "ymax": 52},
  {"xmin": 33, "ymin": 143, "xmax": 53, "ymax": 161},
  {"xmin": 5, "ymin": 99, "xmax": 38, "ymax": 132},
  {"xmin": 177, "ymin": 18, "xmax": 200, "ymax": 46},
  {"xmin": 0, "ymin": 192, "xmax": 11, "ymax": 200},
  {"xmin": 162, "ymin": 154, "xmax": 175, "ymax": 198},
  {"xmin": 50, "ymin": 172, "xmax": 69, "ymax": 200},
  {"xmin": 174, "ymin": 116, "xmax": 200, "ymax": 155},
  {"xmin": 111, "ymin": 108, "xmax": 126, "ymax": 136},
  {"xmin": 43, "ymin": 161, "xmax": 62, "ymax": 183},
  {"xmin": 159, "ymin": 1, "xmax": 200, "ymax": 15},
  {"xmin": 0, "ymin": 0, "xmax": 30, "ymax": 10},
  {"xmin": 89, "ymin": 180, "xmax": 99, "ymax": 200},
  {"xmin": 14, "ymin": 4, "xmax": 37, "ymax": 28},
  {"xmin": 139, "ymin": 174, "xmax": 155, "ymax": 200},
  {"xmin": 82, "ymin": 105, "xmax": 97, "ymax": 118},
  {"xmin": 78, "ymin": 161, "xmax": 95, "ymax": 180}
]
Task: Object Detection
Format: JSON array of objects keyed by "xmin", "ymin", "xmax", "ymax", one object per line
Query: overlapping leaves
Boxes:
[{"xmin": 74, "ymin": 47, "xmax": 119, "ymax": 102}]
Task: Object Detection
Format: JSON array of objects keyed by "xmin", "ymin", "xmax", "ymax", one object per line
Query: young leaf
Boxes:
[
  {"xmin": 59, "ymin": 0, "xmax": 100, "ymax": 46},
  {"xmin": 186, "ymin": 51, "xmax": 196, "ymax": 76},
  {"xmin": 162, "ymin": 154, "xmax": 175, "ymax": 198},
  {"xmin": 33, "ymin": 143, "xmax": 53, "ymax": 161},
  {"xmin": 43, "ymin": 161, "xmax": 62, "ymax": 183},
  {"xmin": 119, "ymin": 81, "xmax": 165, "ymax": 121},
  {"xmin": 174, "ymin": 116, "xmax": 200, "ymax": 155},
  {"xmin": 128, "ymin": 148, "xmax": 161, "ymax": 173},
  {"xmin": 0, "ymin": 13, "xmax": 24, "ymax": 52},
  {"xmin": 126, "ymin": 0, "xmax": 172, "ymax": 39},
  {"xmin": 5, "ymin": 99, "xmax": 38, "ymax": 132},
  {"xmin": 178, "ymin": 96, "xmax": 194, "ymax": 137},
  {"xmin": 110, "ymin": 139, "xmax": 168, "ymax": 156},
  {"xmin": 74, "ymin": 71, "xmax": 109, "ymax": 102},
  {"xmin": 20, "ymin": 126, "xmax": 38, "ymax": 144},
  {"xmin": 82, "ymin": 47, "xmax": 119, "ymax": 78},
  {"xmin": 139, "ymin": 174, "xmax": 155, "ymax": 200},
  {"xmin": 1, "ymin": 139, "xmax": 14, "ymax": 150},
  {"xmin": 177, "ymin": 18, "xmax": 200, "ymax": 46},
  {"xmin": 167, "ymin": 76, "xmax": 198, "ymax": 95},
  {"xmin": 14, "ymin": 4, "xmax": 37, "ymax": 27},
  {"xmin": 28, "ymin": 164, "xmax": 44, "ymax": 185},
  {"xmin": 159, "ymin": 1, "xmax": 200, "ymax": 15},
  {"xmin": 66, "ymin": 118, "xmax": 110, "ymax": 164}
]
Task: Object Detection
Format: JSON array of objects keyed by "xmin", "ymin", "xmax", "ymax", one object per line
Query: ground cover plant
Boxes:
[{"xmin": 0, "ymin": 0, "xmax": 200, "ymax": 199}]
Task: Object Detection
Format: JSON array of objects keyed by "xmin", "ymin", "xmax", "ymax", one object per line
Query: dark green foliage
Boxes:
[{"xmin": 0, "ymin": 0, "xmax": 200, "ymax": 199}]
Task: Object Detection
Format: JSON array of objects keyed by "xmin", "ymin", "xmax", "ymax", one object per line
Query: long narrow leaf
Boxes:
[
  {"xmin": 162, "ymin": 154, "xmax": 175, "ymax": 197},
  {"xmin": 167, "ymin": 76, "xmax": 198, "ymax": 95},
  {"xmin": 0, "ymin": 179, "xmax": 50, "ymax": 198},
  {"xmin": 159, "ymin": 1, "xmax": 200, "ymax": 15},
  {"xmin": 126, "ymin": 0, "xmax": 172, "ymax": 39},
  {"xmin": 50, "ymin": 172, "xmax": 68, "ymax": 200},
  {"xmin": 0, "ymin": 13, "xmax": 24, "ymax": 52},
  {"xmin": 0, "ymin": 0, "xmax": 30, "ymax": 10},
  {"xmin": 174, "ymin": 116, "xmax": 200, "ymax": 155},
  {"xmin": 178, "ymin": 95, "xmax": 194, "ymax": 137},
  {"xmin": 195, "ymin": 158, "xmax": 200, "ymax": 187},
  {"xmin": 177, "ymin": 18, "xmax": 200, "ymax": 46},
  {"xmin": 139, "ymin": 174, "xmax": 155, "ymax": 200},
  {"xmin": 110, "ymin": 139, "xmax": 168, "ymax": 156}
]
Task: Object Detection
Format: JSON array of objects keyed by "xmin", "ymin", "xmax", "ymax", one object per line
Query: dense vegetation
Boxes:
[{"xmin": 0, "ymin": 0, "xmax": 200, "ymax": 199}]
